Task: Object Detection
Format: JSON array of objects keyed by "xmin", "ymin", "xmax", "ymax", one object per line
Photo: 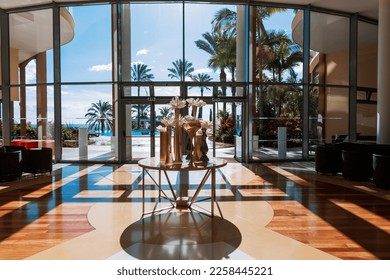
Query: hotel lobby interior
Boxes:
[{"xmin": 1, "ymin": 0, "xmax": 390, "ymax": 261}]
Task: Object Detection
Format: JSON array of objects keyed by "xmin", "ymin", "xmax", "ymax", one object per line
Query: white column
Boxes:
[
  {"xmin": 236, "ymin": 6, "xmax": 246, "ymax": 85},
  {"xmin": 79, "ymin": 128, "xmax": 88, "ymax": 160},
  {"xmin": 377, "ymin": 0, "xmax": 390, "ymax": 144}
]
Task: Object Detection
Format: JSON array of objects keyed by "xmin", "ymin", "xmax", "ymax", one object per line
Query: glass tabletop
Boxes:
[{"xmin": 138, "ymin": 157, "xmax": 227, "ymax": 171}]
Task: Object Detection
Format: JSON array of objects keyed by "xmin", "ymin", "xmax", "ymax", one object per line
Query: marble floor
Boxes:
[{"xmin": 1, "ymin": 161, "xmax": 389, "ymax": 260}]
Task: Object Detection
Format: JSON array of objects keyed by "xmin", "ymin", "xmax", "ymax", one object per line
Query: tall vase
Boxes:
[
  {"xmin": 183, "ymin": 120, "xmax": 201, "ymax": 164},
  {"xmin": 159, "ymin": 130, "xmax": 167, "ymax": 165},
  {"xmin": 173, "ymin": 109, "xmax": 183, "ymax": 163},
  {"xmin": 165, "ymin": 126, "xmax": 173, "ymax": 165},
  {"xmin": 200, "ymin": 128, "xmax": 209, "ymax": 162},
  {"xmin": 193, "ymin": 134, "xmax": 203, "ymax": 162}
]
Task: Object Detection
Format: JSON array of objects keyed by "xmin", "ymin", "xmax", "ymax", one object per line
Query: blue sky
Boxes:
[{"xmin": 20, "ymin": 4, "xmax": 298, "ymax": 124}]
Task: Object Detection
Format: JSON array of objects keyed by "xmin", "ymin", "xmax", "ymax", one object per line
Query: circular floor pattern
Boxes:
[{"xmin": 120, "ymin": 211, "xmax": 242, "ymax": 260}]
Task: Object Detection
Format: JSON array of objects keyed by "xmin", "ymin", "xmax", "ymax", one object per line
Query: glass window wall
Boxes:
[
  {"xmin": 0, "ymin": 2, "xmax": 379, "ymax": 163},
  {"xmin": 252, "ymin": 7, "xmax": 304, "ymax": 161}
]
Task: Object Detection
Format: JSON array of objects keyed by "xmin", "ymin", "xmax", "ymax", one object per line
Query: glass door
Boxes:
[
  {"xmin": 213, "ymin": 101, "xmax": 239, "ymax": 160},
  {"xmin": 125, "ymin": 102, "xmax": 154, "ymax": 162}
]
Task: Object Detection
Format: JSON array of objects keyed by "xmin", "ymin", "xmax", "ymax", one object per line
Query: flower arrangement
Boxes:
[{"xmin": 158, "ymin": 96, "xmax": 210, "ymax": 165}]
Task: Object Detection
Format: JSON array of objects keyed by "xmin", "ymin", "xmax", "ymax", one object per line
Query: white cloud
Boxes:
[
  {"xmin": 88, "ymin": 63, "xmax": 112, "ymax": 72},
  {"xmin": 131, "ymin": 60, "xmax": 145, "ymax": 65},
  {"xmin": 26, "ymin": 60, "xmax": 36, "ymax": 83},
  {"xmin": 192, "ymin": 68, "xmax": 213, "ymax": 75},
  {"xmin": 136, "ymin": 49, "xmax": 148, "ymax": 56}
]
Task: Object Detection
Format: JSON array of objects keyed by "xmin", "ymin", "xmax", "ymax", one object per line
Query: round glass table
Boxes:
[{"xmin": 138, "ymin": 157, "xmax": 227, "ymax": 217}]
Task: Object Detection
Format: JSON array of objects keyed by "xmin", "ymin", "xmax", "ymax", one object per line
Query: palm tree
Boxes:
[
  {"xmin": 263, "ymin": 31, "xmax": 303, "ymax": 116},
  {"xmin": 195, "ymin": 32, "xmax": 236, "ymax": 94},
  {"xmin": 196, "ymin": 30, "xmax": 236, "ymax": 114},
  {"xmin": 131, "ymin": 63, "xmax": 154, "ymax": 129},
  {"xmin": 167, "ymin": 59, "xmax": 194, "ymax": 80},
  {"xmin": 212, "ymin": 8, "xmax": 237, "ymax": 36},
  {"xmin": 190, "ymin": 73, "xmax": 213, "ymax": 95},
  {"xmin": 190, "ymin": 73, "xmax": 212, "ymax": 118},
  {"xmin": 157, "ymin": 106, "xmax": 171, "ymax": 120},
  {"xmin": 131, "ymin": 63, "xmax": 154, "ymax": 90},
  {"xmin": 264, "ymin": 30, "xmax": 302, "ymax": 83},
  {"xmin": 131, "ymin": 104, "xmax": 151, "ymax": 130},
  {"xmin": 85, "ymin": 100, "xmax": 113, "ymax": 133}
]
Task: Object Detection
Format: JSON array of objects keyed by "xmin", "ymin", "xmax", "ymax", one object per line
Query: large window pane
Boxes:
[
  {"xmin": 310, "ymin": 86, "xmax": 349, "ymax": 144},
  {"xmin": 310, "ymin": 12, "xmax": 350, "ymax": 86},
  {"xmin": 257, "ymin": 8, "xmax": 303, "ymax": 83},
  {"xmin": 253, "ymin": 84, "xmax": 303, "ymax": 161},
  {"xmin": 185, "ymin": 3, "xmax": 246, "ymax": 84},
  {"xmin": 61, "ymin": 84, "xmax": 114, "ymax": 161},
  {"xmin": 127, "ymin": 3, "xmax": 182, "ymax": 82},
  {"xmin": 61, "ymin": 5, "xmax": 111, "ymax": 83},
  {"xmin": 358, "ymin": 21, "xmax": 378, "ymax": 89},
  {"xmin": 357, "ymin": 21, "xmax": 377, "ymax": 141}
]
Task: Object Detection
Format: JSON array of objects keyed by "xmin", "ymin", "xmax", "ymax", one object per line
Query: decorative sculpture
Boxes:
[{"xmin": 158, "ymin": 96, "xmax": 212, "ymax": 166}]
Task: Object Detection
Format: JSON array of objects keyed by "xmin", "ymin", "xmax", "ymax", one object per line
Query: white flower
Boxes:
[
  {"xmin": 170, "ymin": 96, "xmax": 186, "ymax": 109},
  {"xmin": 186, "ymin": 98, "xmax": 195, "ymax": 106},
  {"xmin": 186, "ymin": 98, "xmax": 206, "ymax": 108},
  {"xmin": 195, "ymin": 99, "xmax": 207, "ymax": 108},
  {"xmin": 161, "ymin": 116, "xmax": 175, "ymax": 127},
  {"xmin": 200, "ymin": 120, "xmax": 213, "ymax": 129},
  {"xmin": 156, "ymin": 125, "xmax": 167, "ymax": 132}
]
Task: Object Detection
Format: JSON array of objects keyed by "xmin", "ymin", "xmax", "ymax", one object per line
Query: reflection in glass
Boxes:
[
  {"xmin": 309, "ymin": 12, "xmax": 350, "ymax": 86},
  {"xmin": 309, "ymin": 86, "xmax": 349, "ymax": 144}
]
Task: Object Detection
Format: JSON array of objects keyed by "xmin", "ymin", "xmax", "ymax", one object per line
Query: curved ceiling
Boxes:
[
  {"xmin": 0, "ymin": 0, "xmax": 380, "ymax": 20},
  {"xmin": 9, "ymin": 9, "xmax": 75, "ymax": 63}
]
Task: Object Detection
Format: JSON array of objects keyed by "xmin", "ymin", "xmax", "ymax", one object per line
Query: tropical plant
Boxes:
[
  {"xmin": 215, "ymin": 109, "xmax": 234, "ymax": 144},
  {"xmin": 167, "ymin": 59, "xmax": 194, "ymax": 80},
  {"xmin": 12, "ymin": 122, "xmax": 37, "ymax": 139},
  {"xmin": 84, "ymin": 100, "xmax": 113, "ymax": 133},
  {"xmin": 61, "ymin": 123, "xmax": 79, "ymax": 147}
]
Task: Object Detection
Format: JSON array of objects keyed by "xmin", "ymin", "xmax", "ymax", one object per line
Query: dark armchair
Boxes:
[
  {"xmin": 0, "ymin": 151, "xmax": 22, "ymax": 181},
  {"xmin": 21, "ymin": 147, "xmax": 53, "ymax": 176}
]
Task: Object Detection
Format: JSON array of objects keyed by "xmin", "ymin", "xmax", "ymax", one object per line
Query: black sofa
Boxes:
[
  {"xmin": 373, "ymin": 154, "xmax": 390, "ymax": 189},
  {"xmin": 315, "ymin": 142, "xmax": 390, "ymax": 183},
  {"xmin": 0, "ymin": 150, "xmax": 22, "ymax": 181}
]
